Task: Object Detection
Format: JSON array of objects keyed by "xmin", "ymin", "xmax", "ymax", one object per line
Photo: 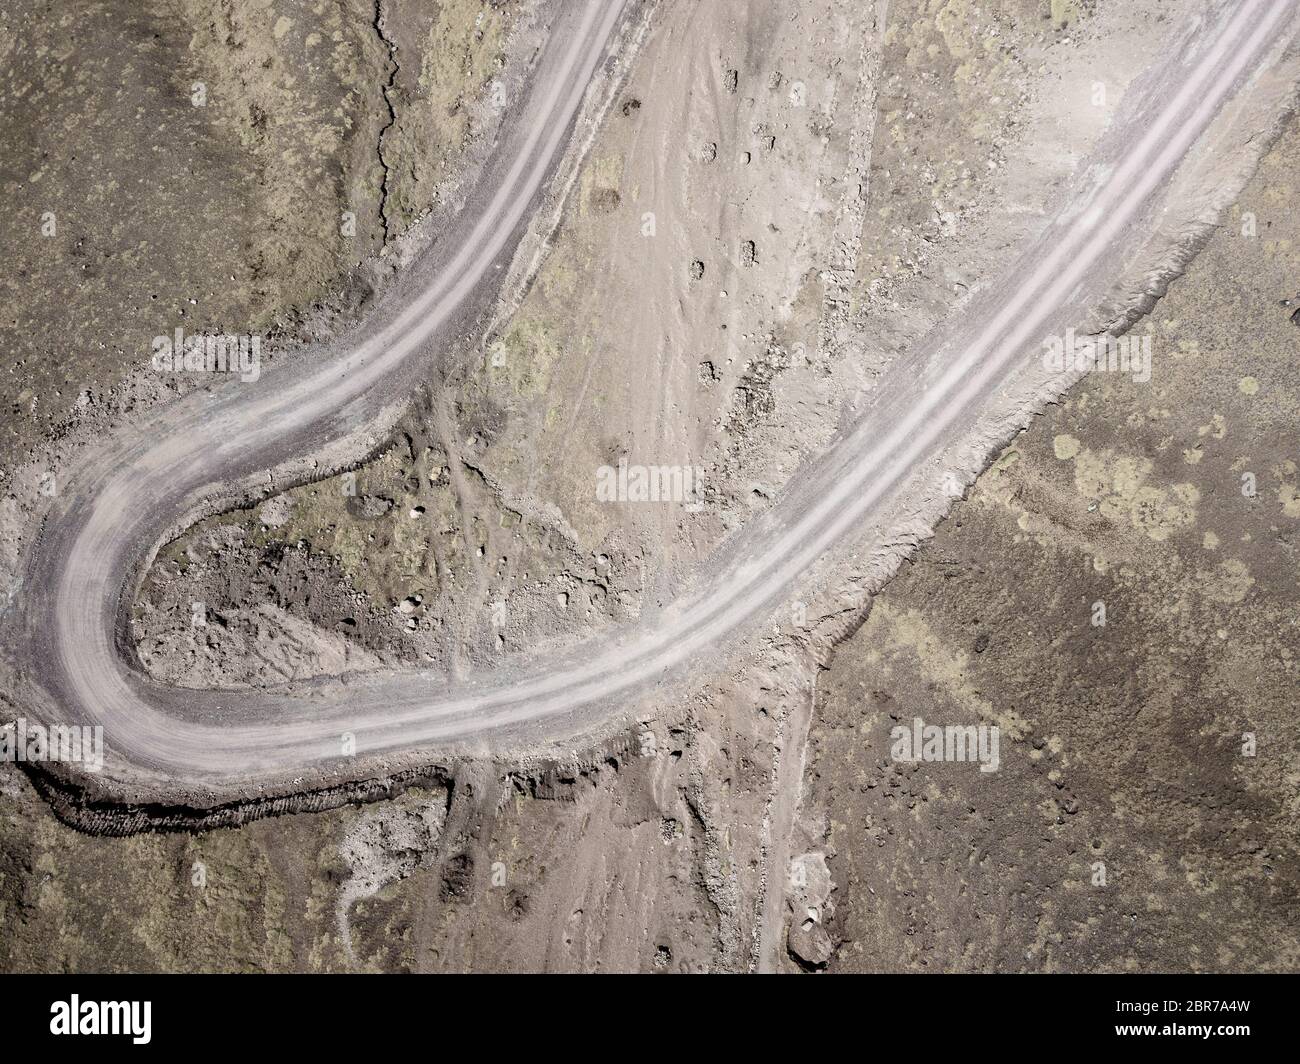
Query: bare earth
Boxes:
[{"xmin": 1, "ymin": 0, "xmax": 1298, "ymax": 973}]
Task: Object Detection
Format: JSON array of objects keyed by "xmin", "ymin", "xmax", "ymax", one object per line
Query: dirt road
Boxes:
[{"xmin": 9, "ymin": 0, "xmax": 1299, "ymax": 805}]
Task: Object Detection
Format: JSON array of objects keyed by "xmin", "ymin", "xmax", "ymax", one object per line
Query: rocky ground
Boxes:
[
  {"xmin": 2, "ymin": 0, "xmax": 1298, "ymax": 973},
  {"xmin": 803, "ymin": 116, "xmax": 1300, "ymax": 974}
]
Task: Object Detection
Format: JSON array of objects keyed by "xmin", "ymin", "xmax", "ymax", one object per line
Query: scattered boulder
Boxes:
[
  {"xmin": 351, "ymin": 494, "xmax": 394, "ymax": 519},
  {"xmin": 787, "ymin": 918, "xmax": 834, "ymax": 971},
  {"xmin": 258, "ymin": 495, "xmax": 294, "ymax": 529}
]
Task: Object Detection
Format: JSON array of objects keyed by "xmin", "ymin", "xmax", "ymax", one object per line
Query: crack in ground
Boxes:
[{"xmin": 373, "ymin": 0, "xmax": 399, "ymax": 244}]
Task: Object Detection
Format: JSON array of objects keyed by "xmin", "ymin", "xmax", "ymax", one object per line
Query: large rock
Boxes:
[{"xmin": 787, "ymin": 918, "xmax": 834, "ymax": 971}]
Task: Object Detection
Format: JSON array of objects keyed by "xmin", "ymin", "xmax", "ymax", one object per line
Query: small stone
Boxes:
[
  {"xmin": 258, "ymin": 495, "xmax": 294, "ymax": 529},
  {"xmin": 787, "ymin": 919, "xmax": 833, "ymax": 970},
  {"xmin": 355, "ymin": 495, "xmax": 393, "ymax": 519}
]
